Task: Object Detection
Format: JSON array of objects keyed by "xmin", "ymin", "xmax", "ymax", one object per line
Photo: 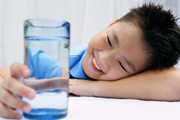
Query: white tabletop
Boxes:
[
  {"xmin": 65, "ymin": 97, "xmax": 180, "ymax": 120},
  {"xmin": 1, "ymin": 96, "xmax": 180, "ymax": 120}
]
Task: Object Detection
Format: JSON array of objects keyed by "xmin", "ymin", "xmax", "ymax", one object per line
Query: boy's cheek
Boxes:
[
  {"xmin": 89, "ymin": 35, "xmax": 106, "ymax": 48},
  {"xmin": 101, "ymin": 70, "xmax": 127, "ymax": 80}
]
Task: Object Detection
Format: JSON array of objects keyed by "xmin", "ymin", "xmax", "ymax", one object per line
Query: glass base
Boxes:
[{"xmin": 23, "ymin": 108, "xmax": 67, "ymax": 120}]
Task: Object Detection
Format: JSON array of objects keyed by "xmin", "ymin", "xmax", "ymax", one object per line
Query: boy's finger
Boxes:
[
  {"xmin": 0, "ymin": 68, "xmax": 11, "ymax": 79},
  {"xmin": 10, "ymin": 63, "xmax": 31, "ymax": 78},
  {"xmin": 0, "ymin": 88, "xmax": 31, "ymax": 112},
  {"xmin": 3, "ymin": 77, "xmax": 36, "ymax": 99},
  {"xmin": 0, "ymin": 102, "xmax": 22, "ymax": 119}
]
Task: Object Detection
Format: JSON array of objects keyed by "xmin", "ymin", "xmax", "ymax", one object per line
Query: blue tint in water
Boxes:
[
  {"xmin": 23, "ymin": 108, "xmax": 67, "ymax": 120},
  {"xmin": 22, "ymin": 89, "xmax": 68, "ymax": 120},
  {"xmin": 24, "ymin": 19, "xmax": 69, "ymax": 120}
]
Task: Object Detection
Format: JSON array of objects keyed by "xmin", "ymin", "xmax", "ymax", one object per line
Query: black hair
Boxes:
[{"xmin": 119, "ymin": 3, "xmax": 180, "ymax": 70}]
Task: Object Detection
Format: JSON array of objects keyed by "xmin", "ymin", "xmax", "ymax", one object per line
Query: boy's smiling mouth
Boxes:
[
  {"xmin": 92, "ymin": 51, "xmax": 104, "ymax": 73},
  {"xmin": 92, "ymin": 57, "xmax": 102, "ymax": 71}
]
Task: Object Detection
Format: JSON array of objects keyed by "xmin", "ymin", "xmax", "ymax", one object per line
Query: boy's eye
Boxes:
[
  {"xmin": 106, "ymin": 33, "xmax": 112, "ymax": 47},
  {"xmin": 119, "ymin": 61, "xmax": 127, "ymax": 72}
]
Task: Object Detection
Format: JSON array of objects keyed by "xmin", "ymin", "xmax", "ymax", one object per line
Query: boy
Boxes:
[{"xmin": 1, "ymin": 3, "xmax": 180, "ymax": 119}]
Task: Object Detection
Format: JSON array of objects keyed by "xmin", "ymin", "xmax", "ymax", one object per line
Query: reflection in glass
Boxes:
[{"xmin": 23, "ymin": 19, "xmax": 70, "ymax": 119}]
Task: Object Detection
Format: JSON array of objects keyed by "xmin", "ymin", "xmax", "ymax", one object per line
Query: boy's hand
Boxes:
[{"xmin": 0, "ymin": 64, "xmax": 36, "ymax": 119}]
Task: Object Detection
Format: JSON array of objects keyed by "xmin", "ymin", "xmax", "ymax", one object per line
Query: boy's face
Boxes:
[{"xmin": 83, "ymin": 21, "xmax": 150, "ymax": 80}]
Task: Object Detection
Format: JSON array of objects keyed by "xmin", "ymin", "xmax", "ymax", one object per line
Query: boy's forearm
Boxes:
[
  {"xmin": 93, "ymin": 68, "xmax": 180, "ymax": 101},
  {"xmin": 70, "ymin": 68, "xmax": 180, "ymax": 101}
]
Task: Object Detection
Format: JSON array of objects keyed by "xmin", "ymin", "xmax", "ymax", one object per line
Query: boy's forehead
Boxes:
[{"xmin": 110, "ymin": 21, "xmax": 143, "ymax": 40}]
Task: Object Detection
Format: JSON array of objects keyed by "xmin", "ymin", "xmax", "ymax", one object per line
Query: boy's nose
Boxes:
[{"xmin": 98, "ymin": 50, "xmax": 115, "ymax": 73}]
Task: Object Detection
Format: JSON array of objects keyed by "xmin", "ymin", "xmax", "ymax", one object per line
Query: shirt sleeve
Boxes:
[{"xmin": 28, "ymin": 48, "xmax": 62, "ymax": 79}]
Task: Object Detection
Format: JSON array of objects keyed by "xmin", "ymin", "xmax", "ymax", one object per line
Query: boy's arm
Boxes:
[{"xmin": 70, "ymin": 67, "xmax": 180, "ymax": 101}]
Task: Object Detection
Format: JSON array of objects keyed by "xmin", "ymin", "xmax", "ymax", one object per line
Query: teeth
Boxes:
[{"xmin": 92, "ymin": 58, "xmax": 101, "ymax": 71}]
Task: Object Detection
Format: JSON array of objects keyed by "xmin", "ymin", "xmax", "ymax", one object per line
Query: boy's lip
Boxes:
[
  {"xmin": 92, "ymin": 58, "xmax": 102, "ymax": 71},
  {"xmin": 92, "ymin": 50, "xmax": 104, "ymax": 73}
]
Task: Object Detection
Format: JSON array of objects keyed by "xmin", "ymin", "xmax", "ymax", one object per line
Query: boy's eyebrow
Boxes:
[{"xmin": 123, "ymin": 56, "xmax": 136, "ymax": 72}]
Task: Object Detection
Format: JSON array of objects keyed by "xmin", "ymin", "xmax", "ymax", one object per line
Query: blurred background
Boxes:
[{"xmin": 0, "ymin": 0, "xmax": 180, "ymax": 66}]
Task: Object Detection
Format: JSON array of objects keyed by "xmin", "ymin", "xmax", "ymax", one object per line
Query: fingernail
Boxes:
[
  {"xmin": 23, "ymin": 68, "xmax": 31, "ymax": 77},
  {"xmin": 23, "ymin": 105, "xmax": 32, "ymax": 113},
  {"xmin": 15, "ymin": 113, "xmax": 22, "ymax": 118},
  {"xmin": 27, "ymin": 90, "xmax": 36, "ymax": 99}
]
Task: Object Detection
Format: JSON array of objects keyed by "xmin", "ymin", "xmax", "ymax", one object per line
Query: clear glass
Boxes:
[{"xmin": 23, "ymin": 19, "xmax": 70, "ymax": 119}]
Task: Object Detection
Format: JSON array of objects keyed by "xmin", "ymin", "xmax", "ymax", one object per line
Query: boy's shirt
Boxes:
[{"xmin": 28, "ymin": 48, "xmax": 89, "ymax": 80}]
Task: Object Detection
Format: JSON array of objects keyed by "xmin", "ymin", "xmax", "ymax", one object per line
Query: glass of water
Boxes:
[{"xmin": 23, "ymin": 19, "xmax": 70, "ymax": 119}]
